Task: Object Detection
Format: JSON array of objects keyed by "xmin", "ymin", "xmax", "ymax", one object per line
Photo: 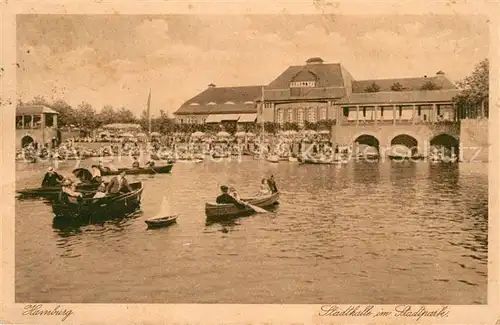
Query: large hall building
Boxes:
[
  {"xmin": 174, "ymin": 57, "xmax": 463, "ymax": 154},
  {"xmin": 174, "ymin": 57, "xmax": 459, "ymax": 126}
]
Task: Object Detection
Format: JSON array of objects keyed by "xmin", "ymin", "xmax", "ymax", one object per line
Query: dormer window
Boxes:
[
  {"xmin": 290, "ymin": 81, "xmax": 316, "ymax": 88},
  {"xmin": 207, "ymin": 102, "xmax": 216, "ymax": 105},
  {"xmin": 189, "ymin": 102, "xmax": 199, "ymax": 106},
  {"xmin": 225, "ymin": 101, "xmax": 235, "ymax": 104}
]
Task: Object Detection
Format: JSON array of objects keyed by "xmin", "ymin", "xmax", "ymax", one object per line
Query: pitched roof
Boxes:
[
  {"xmin": 175, "ymin": 85, "xmax": 262, "ymax": 115},
  {"xmin": 16, "ymin": 105, "xmax": 58, "ymax": 115},
  {"xmin": 264, "ymin": 87, "xmax": 346, "ymax": 101},
  {"xmin": 338, "ymin": 89, "xmax": 461, "ymax": 105},
  {"xmin": 352, "ymin": 75, "xmax": 457, "ymax": 93},
  {"xmin": 267, "ymin": 63, "xmax": 346, "ymax": 89},
  {"xmin": 175, "ymin": 103, "xmax": 257, "ymax": 115}
]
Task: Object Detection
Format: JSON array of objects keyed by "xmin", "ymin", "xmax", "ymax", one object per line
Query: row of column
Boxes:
[{"xmin": 352, "ymin": 103, "xmax": 446, "ymax": 126}]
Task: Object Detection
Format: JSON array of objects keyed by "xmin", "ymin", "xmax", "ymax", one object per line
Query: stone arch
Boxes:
[
  {"xmin": 21, "ymin": 135, "xmax": 34, "ymax": 148},
  {"xmin": 390, "ymin": 134, "xmax": 419, "ymax": 155},
  {"xmin": 353, "ymin": 133, "xmax": 380, "ymax": 154},
  {"xmin": 429, "ymin": 132, "xmax": 460, "ymax": 156}
]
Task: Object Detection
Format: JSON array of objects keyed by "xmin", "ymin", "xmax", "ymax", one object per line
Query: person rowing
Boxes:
[
  {"xmin": 216, "ymin": 185, "xmax": 246, "ymax": 208},
  {"xmin": 267, "ymin": 175, "xmax": 279, "ymax": 193},
  {"xmin": 41, "ymin": 167, "xmax": 64, "ymax": 187}
]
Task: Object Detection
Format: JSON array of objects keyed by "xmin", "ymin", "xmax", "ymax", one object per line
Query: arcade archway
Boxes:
[
  {"xmin": 430, "ymin": 133, "xmax": 459, "ymax": 156},
  {"xmin": 21, "ymin": 135, "xmax": 34, "ymax": 148},
  {"xmin": 391, "ymin": 134, "xmax": 419, "ymax": 155},
  {"xmin": 353, "ymin": 134, "xmax": 380, "ymax": 157}
]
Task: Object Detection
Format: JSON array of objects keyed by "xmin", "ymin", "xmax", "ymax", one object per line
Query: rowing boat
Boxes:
[
  {"xmin": 17, "ymin": 182, "xmax": 101, "ymax": 200},
  {"xmin": 145, "ymin": 215, "xmax": 178, "ymax": 228},
  {"xmin": 100, "ymin": 164, "xmax": 173, "ymax": 176},
  {"xmin": 51, "ymin": 181, "xmax": 143, "ymax": 219},
  {"xmin": 205, "ymin": 191, "xmax": 279, "ymax": 218}
]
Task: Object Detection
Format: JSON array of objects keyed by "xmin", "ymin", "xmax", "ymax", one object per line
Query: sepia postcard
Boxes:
[{"xmin": 1, "ymin": 0, "xmax": 499, "ymax": 324}]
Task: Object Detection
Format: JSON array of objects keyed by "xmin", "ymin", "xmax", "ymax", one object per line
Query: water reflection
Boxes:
[{"xmin": 352, "ymin": 161, "xmax": 380, "ymax": 184}]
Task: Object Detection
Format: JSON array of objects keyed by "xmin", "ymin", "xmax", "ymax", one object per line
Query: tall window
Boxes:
[
  {"xmin": 308, "ymin": 108, "xmax": 316, "ymax": 123},
  {"xmin": 418, "ymin": 106, "xmax": 422, "ymax": 116},
  {"xmin": 380, "ymin": 107, "xmax": 384, "ymax": 117},
  {"xmin": 288, "ymin": 109, "xmax": 293, "ymax": 122},
  {"xmin": 362, "ymin": 107, "xmax": 366, "ymax": 118},
  {"xmin": 277, "ymin": 109, "xmax": 284, "ymax": 124},
  {"xmin": 399, "ymin": 106, "xmax": 403, "ymax": 117},
  {"xmin": 319, "ymin": 107, "xmax": 327, "ymax": 120},
  {"xmin": 297, "ymin": 109, "xmax": 304, "ymax": 127},
  {"xmin": 343, "ymin": 107, "xmax": 349, "ymax": 117}
]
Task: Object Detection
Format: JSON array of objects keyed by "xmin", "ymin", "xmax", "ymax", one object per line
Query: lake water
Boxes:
[{"xmin": 15, "ymin": 157, "xmax": 488, "ymax": 304}]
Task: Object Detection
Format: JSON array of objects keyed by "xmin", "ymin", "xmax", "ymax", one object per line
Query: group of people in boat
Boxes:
[
  {"xmin": 132, "ymin": 156, "xmax": 155, "ymax": 168},
  {"xmin": 215, "ymin": 175, "xmax": 279, "ymax": 207},
  {"xmin": 41, "ymin": 166, "xmax": 133, "ymax": 202}
]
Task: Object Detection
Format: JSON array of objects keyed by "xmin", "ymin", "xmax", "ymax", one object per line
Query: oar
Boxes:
[{"xmin": 240, "ymin": 200, "xmax": 268, "ymax": 213}]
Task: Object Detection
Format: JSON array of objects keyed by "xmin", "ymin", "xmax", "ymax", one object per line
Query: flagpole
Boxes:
[{"xmin": 147, "ymin": 89, "xmax": 152, "ymax": 143}]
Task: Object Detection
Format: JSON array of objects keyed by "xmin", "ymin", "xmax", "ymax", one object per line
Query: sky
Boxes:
[{"xmin": 17, "ymin": 14, "xmax": 489, "ymax": 117}]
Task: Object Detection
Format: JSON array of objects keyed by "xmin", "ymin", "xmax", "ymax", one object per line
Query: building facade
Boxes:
[
  {"xmin": 174, "ymin": 57, "xmax": 462, "ymax": 154},
  {"xmin": 16, "ymin": 105, "xmax": 60, "ymax": 149}
]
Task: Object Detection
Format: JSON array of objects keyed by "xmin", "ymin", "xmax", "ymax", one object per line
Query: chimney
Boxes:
[
  {"xmin": 208, "ymin": 83, "xmax": 216, "ymax": 88},
  {"xmin": 306, "ymin": 57, "xmax": 324, "ymax": 65}
]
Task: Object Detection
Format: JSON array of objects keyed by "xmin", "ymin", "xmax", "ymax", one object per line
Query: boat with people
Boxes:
[
  {"xmin": 17, "ymin": 183, "xmax": 101, "ymax": 200},
  {"xmin": 205, "ymin": 191, "xmax": 280, "ymax": 219},
  {"xmin": 99, "ymin": 164, "xmax": 173, "ymax": 176},
  {"xmin": 51, "ymin": 181, "xmax": 143, "ymax": 219}
]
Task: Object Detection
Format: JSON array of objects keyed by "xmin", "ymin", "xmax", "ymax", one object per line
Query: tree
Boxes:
[
  {"xmin": 390, "ymin": 82, "xmax": 405, "ymax": 91},
  {"xmin": 50, "ymin": 99, "xmax": 77, "ymax": 127},
  {"xmin": 115, "ymin": 107, "xmax": 137, "ymax": 124},
  {"xmin": 97, "ymin": 105, "xmax": 116, "ymax": 126},
  {"xmin": 420, "ymin": 81, "xmax": 441, "ymax": 91},
  {"xmin": 74, "ymin": 102, "xmax": 98, "ymax": 129},
  {"xmin": 364, "ymin": 82, "xmax": 380, "ymax": 92},
  {"xmin": 454, "ymin": 58, "xmax": 489, "ymax": 119}
]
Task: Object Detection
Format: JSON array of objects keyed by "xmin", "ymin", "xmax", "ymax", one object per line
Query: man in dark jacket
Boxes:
[
  {"xmin": 216, "ymin": 185, "xmax": 246, "ymax": 208},
  {"xmin": 267, "ymin": 175, "xmax": 278, "ymax": 193},
  {"xmin": 106, "ymin": 171, "xmax": 133, "ymax": 194},
  {"xmin": 41, "ymin": 167, "xmax": 64, "ymax": 187}
]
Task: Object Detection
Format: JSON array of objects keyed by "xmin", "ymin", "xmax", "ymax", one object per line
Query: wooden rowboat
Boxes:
[
  {"xmin": 100, "ymin": 164, "xmax": 173, "ymax": 176},
  {"xmin": 51, "ymin": 181, "xmax": 143, "ymax": 219},
  {"xmin": 17, "ymin": 182, "xmax": 101, "ymax": 200},
  {"xmin": 205, "ymin": 192, "xmax": 280, "ymax": 219},
  {"xmin": 145, "ymin": 215, "xmax": 178, "ymax": 228}
]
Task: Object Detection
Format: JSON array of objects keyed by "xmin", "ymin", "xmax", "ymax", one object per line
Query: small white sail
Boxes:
[{"xmin": 156, "ymin": 196, "xmax": 171, "ymax": 217}]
